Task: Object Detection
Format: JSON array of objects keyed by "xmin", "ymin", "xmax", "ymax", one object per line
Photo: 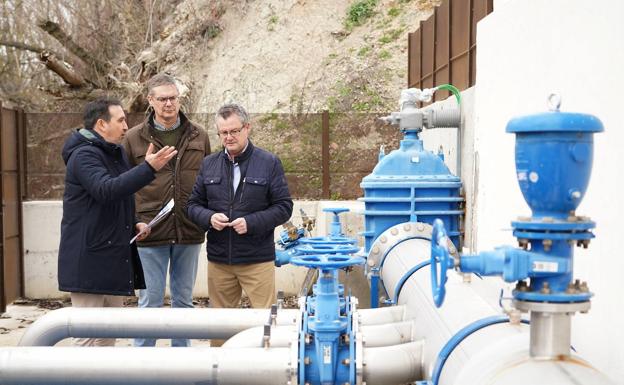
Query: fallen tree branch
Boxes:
[
  {"xmin": 0, "ymin": 39, "xmax": 62, "ymax": 58},
  {"xmin": 38, "ymin": 20, "xmax": 109, "ymax": 74},
  {"xmin": 40, "ymin": 51, "xmax": 85, "ymax": 87}
]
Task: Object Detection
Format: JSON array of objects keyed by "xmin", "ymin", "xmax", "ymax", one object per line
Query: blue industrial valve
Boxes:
[
  {"xmin": 275, "ymin": 207, "xmax": 357, "ymax": 267},
  {"xmin": 430, "ymin": 97, "xmax": 603, "ymax": 307},
  {"xmin": 291, "ymin": 254, "xmax": 365, "ymax": 385},
  {"xmin": 299, "ymin": 208, "xmax": 356, "ymax": 247}
]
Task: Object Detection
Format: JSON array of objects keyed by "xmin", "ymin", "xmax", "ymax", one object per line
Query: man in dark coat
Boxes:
[
  {"xmin": 187, "ymin": 103, "xmax": 293, "ymax": 310},
  {"xmin": 58, "ymin": 97, "xmax": 177, "ymax": 346}
]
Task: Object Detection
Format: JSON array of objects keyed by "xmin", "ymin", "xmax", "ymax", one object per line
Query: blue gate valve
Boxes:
[{"xmin": 291, "ymin": 254, "xmax": 365, "ymax": 385}]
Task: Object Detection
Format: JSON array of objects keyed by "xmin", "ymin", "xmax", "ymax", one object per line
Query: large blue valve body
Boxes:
[
  {"xmin": 360, "ymin": 133, "xmax": 462, "ymax": 250},
  {"xmin": 506, "ymin": 111, "xmax": 603, "ymax": 220}
]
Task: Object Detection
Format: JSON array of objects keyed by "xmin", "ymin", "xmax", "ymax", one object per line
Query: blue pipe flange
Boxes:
[
  {"xmin": 430, "ymin": 219, "xmax": 456, "ymax": 307},
  {"xmin": 366, "ymin": 221, "xmax": 458, "ymax": 308},
  {"xmin": 366, "ymin": 222, "xmax": 432, "ymax": 308},
  {"xmin": 366, "ymin": 221, "xmax": 434, "ymax": 272},
  {"xmin": 430, "ymin": 315, "xmax": 530, "ymax": 385}
]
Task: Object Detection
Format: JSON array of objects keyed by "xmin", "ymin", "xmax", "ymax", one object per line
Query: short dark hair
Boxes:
[
  {"xmin": 83, "ymin": 97, "xmax": 122, "ymax": 130},
  {"xmin": 215, "ymin": 103, "xmax": 250, "ymax": 126}
]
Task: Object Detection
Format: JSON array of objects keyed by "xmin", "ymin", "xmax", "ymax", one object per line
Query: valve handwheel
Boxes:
[
  {"xmin": 290, "ymin": 254, "xmax": 365, "ymax": 270},
  {"xmin": 431, "ymin": 219, "xmax": 454, "ymax": 307},
  {"xmin": 323, "ymin": 207, "xmax": 350, "ymax": 215},
  {"xmin": 296, "ymin": 244, "xmax": 360, "ymax": 255}
]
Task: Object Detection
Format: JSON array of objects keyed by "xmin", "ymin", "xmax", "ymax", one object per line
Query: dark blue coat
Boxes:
[
  {"xmin": 187, "ymin": 141, "xmax": 293, "ymax": 264},
  {"xmin": 58, "ymin": 129, "xmax": 155, "ymax": 295}
]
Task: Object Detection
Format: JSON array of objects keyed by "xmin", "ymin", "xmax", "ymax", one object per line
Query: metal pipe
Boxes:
[
  {"xmin": 0, "ymin": 346, "xmax": 295, "ymax": 385},
  {"xmin": 221, "ymin": 325, "xmax": 298, "ymax": 348},
  {"xmin": 360, "ymin": 320, "xmax": 414, "ymax": 347},
  {"xmin": 356, "ymin": 305, "xmax": 406, "ymax": 325},
  {"xmin": 0, "ymin": 341, "xmax": 425, "ymax": 385},
  {"xmin": 379, "ymin": 235, "xmax": 614, "ymax": 385},
  {"xmin": 221, "ymin": 321, "xmax": 414, "ymax": 349},
  {"xmin": 427, "ymin": 108, "xmax": 461, "ymax": 129},
  {"xmin": 19, "ymin": 307, "xmax": 299, "ymax": 346},
  {"xmin": 362, "ymin": 340, "xmax": 424, "ymax": 385}
]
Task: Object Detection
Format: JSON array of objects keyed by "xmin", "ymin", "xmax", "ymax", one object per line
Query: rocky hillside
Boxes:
[{"xmin": 159, "ymin": 0, "xmax": 438, "ymax": 113}]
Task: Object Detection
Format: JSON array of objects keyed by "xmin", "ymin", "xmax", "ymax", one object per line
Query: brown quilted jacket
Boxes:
[{"xmin": 122, "ymin": 111, "xmax": 211, "ymax": 246}]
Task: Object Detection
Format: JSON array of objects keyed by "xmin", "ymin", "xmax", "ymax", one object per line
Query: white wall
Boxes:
[
  {"xmin": 22, "ymin": 200, "xmax": 364, "ymax": 299},
  {"xmin": 421, "ymin": 88, "xmax": 477, "ymax": 251},
  {"xmin": 473, "ymin": 0, "xmax": 624, "ymax": 380}
]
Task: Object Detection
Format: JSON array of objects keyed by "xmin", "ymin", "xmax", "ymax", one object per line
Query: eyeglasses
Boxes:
[
  {"xmin": 218, "ymin": 126, "xmax": 245, "ymax": 138},
  {"xmin": 153, "ymin": 95, "xmax": 179, "ymax": 104}
]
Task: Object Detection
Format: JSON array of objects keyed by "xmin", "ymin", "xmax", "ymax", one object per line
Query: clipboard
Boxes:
[{"xmin": 130, "ymin": 198, "xmax": 174, "ymax": 244}]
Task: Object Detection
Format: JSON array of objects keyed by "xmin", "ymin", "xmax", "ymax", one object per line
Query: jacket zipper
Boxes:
[
  {"xmin": 227, "ymin": 159, "xmax": 233, "ymax": 264},
  {"xmin": 239, "ymin": 177, "xmax": 246, "ymax": 203}
]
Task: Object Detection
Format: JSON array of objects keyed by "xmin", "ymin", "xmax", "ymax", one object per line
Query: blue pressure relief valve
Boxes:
[{"xmin": 430, "ymin": 95, "xmax": 603, "ymax": 307}]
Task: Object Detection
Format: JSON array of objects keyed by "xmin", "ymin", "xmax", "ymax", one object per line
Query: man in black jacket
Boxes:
[
  {"xmin": 187, "ymin": 103, "xmax": 293, "ymax": 309},
  {"xmin": 58, "ymin": 97, "xmax": 176, "ymax": 346}
]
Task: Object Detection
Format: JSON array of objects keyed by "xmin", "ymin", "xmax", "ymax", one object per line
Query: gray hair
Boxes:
[
  {"xmin": 146, "ymin": 73, "xmax": 179, "ymax": 95},
  {"xmin": 215, "ymin": 103, "xmax": 250, "ymax": 126}
]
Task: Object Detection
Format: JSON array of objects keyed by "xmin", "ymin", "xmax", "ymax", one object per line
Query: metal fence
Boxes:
[
  {"xmin": 0, "ymin": 104, "xmax": 26, "ymax": 312},
  {"xmin": 25, "ymin": 112, "xmax": 402, "ymax": 202},
  {"xmin": 408, "ymin": 0, "xmax": 493, "ymax": 101}
]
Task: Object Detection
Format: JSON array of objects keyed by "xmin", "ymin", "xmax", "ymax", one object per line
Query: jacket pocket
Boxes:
[
  {"xmin": 183, "ymin": 141, "xmax": 207, "ymax": 171},
  {"xmin": 240, "ymin": 176, "xmax": 267, "ymax": 203},
  {"xmin": 135, "ymin": 200, "xmax": 163, "ymax": 224},
  {"xmin": 202, "ymin": 176, "xmax": 223, "ymax": 200}
]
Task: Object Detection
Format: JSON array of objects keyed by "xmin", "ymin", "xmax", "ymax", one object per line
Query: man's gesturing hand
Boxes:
[
  {"xmin": 211, "ymin": 213, "xmax": 230, "ymax": 231},
  {"xmin": 145, "ymin": 143, "xmax": 177, "ymax": 171}
]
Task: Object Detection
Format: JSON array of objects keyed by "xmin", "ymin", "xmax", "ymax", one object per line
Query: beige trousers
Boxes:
[
  {"xmin": 207, "ymin": 260, "xmax": 276, "ymax": 309},
  {"xmin": 70, "ymin": 292, "xmax": 125, "ymax": 346}
]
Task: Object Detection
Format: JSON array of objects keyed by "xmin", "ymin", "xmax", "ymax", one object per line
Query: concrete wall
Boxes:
[
  {"xmin": 23, "ymin": 200, "xmax": 365, "ymax": 299},
  {"xmin": 472, "ymin": 0, "xmax": 624, "ymax": 380},
  {"xmin": 421, "ymin": 88, "xmax": 476, "ymax": 251}
]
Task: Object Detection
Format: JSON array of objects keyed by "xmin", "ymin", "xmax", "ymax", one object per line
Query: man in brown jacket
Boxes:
[{"xmin": 123, "ymin": 74, "xmax": 210, "ymax": 347}]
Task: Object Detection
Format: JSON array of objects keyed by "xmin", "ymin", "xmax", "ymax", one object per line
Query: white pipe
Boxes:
[
  {"xmin": 221, "ymin": 325, "xmax": 298, "ymax": 348},
  {"xmin": 356, "ymin": 305, "xmax": 406, "ymax": 325},
  {"xmin": 360, "ymin": 320, "xmax": 414, "ymax": 347},
  {"xmin": 362, "ymin": 340, "xmax": 424, "ymax": 385},
  {"xmin": 220, "ymin": 321, "xmax": 414, "ymax": 349},
  {"xmin": 0, "ymin": 342, "xmax": 425, "ymax": 385},
  {"xmin": 455, "ymin": 333, "xmax": 615, "ymax": 385},
  {"xmin": 379, "ymin": 235, "xmax": 614, "ymax": 385},
  {"xmin": 19, "ymin": 306, "xmax": 402, "ymax": 348},
  {"xmin": 19, "ymin": 307, "xmax": 299, "ymax": 346},
  {"xmin": 0, "ymin": 346, "xmax": 295, "ymax": 385}
]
